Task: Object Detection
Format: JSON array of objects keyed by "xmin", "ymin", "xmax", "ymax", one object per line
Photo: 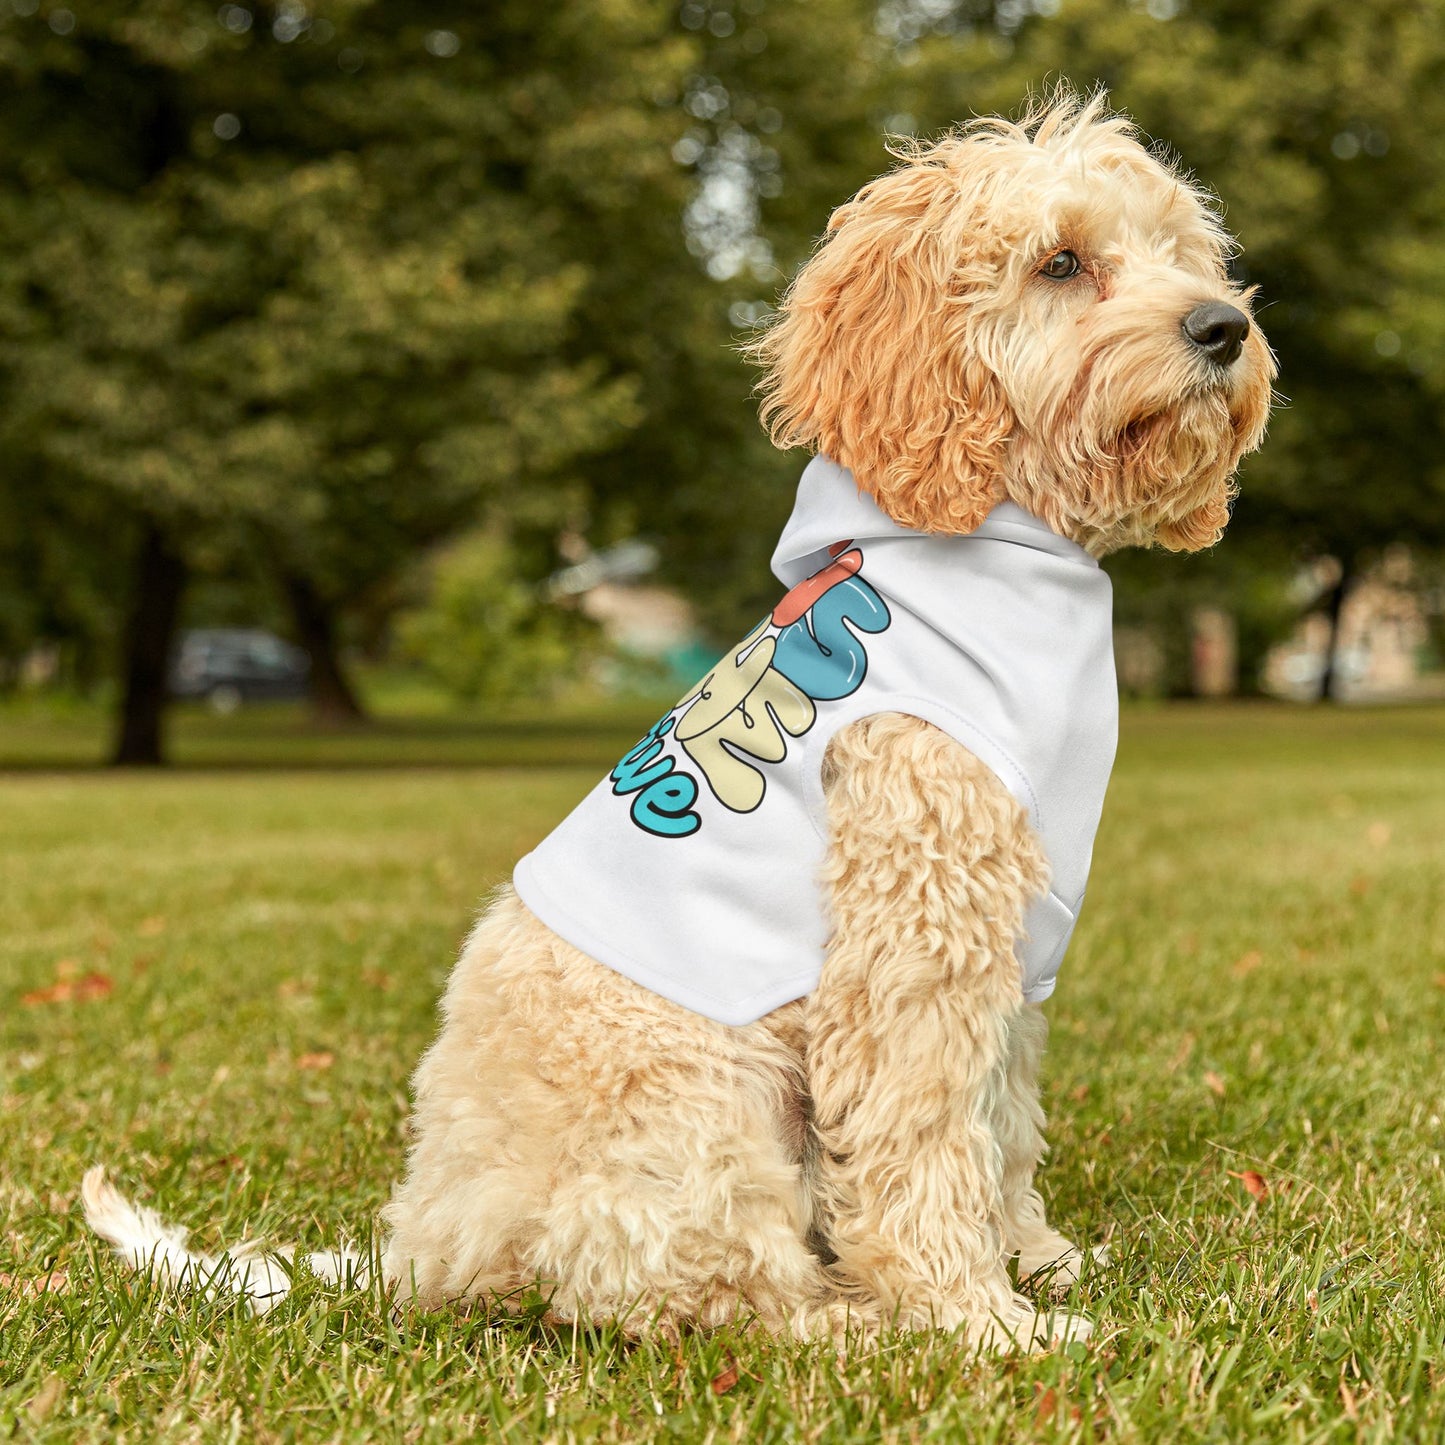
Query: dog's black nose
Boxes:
[{"xmin": 1182, "ymin": 302, "xmax": 1250, "ymax": 367}]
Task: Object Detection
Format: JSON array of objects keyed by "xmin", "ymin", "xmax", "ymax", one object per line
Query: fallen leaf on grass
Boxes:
[
  {"xmin": 1204, "ymin": 1070, "xmax": 1227, "ymax": 1098},
  {"xmin": 1034, "ymin": 1385, "xmax": 1086, "ymax": 1428},
  {"xmin": 1228, "ymin": 1169, "xmax": 1269, "ymax": 1201},
  {"xmin": 27, "ymin": 1374, "xmax": 64, "ymax": 1424},
  {"xmin": 1339, "ymin": 1379, "xmax": 1359, "ymax": 1420},
  {"xmin": 361, "ymin": 969, "xmax": 394, "ymax": 992},
  {"xmin": 1034, "ymin": 1386, "xmax": 1058, "ymax": 1424},
  {"xmin": 711, "ymin": 1358, "xmax": 740, "ymax": 1396},
  {"xmin": 1167, "ymin": 1033, "xmax": 1196, "ymax": 1073},
  {"xmin": 0, "ymin": 1268, "xmax": 70, "ymax": 1299},
  {"xmin": 138, "ymin": 915, "xmax": 167, "ymax": 937},
  {"xmin": 295, "ymin": 1051, "xmax": 334, "ymax": 1071},
  {"xmin": 1365, "ymin": 822, "xmax": 1391, "ymax": 849},
  {"xmin": 1070, "ymin": 1084, "xmax": 1090, "ymax": 1103},
  {"xmin": 1432, "ymin": 974, "xmax": 1445, "ymax": 990},
  {"xmin": 1349, "ymin": 875, "xmax": 1372, "ymax": 898},
  {"xmin": 1232, "ymin": 950, "xmax": 1263, "ymax": 977},
  {"xmin": 21, "ymin": 972, "xmax": 114, "ymax": 1006}
]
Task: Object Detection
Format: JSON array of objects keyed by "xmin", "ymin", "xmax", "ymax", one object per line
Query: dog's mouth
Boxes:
[
  {"xmin": 1108, "ymin": 393, "xmax": 1240, "ymax": 511},
  {"xmin": 1118, "ymin": 412, "xmax": 1161, "ymax": 457},
  {"xmin": 1120, "ymin": 377, "xmax": 1249, "ymax": 453},
  {"xmin": 1117, "ymin": 397, "xmax": 1221, "ymax": 459}
]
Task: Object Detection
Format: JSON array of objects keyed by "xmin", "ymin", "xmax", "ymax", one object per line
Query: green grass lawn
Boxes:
[{"xmin": 2, "ymin": 702, "xmax": 1443, "ymax": 1442}]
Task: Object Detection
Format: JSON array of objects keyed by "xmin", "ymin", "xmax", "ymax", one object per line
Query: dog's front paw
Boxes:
[
  {"xmin": 1018, "ymin": 1240, "xmax": 1110, "ymax": 1293},
  {"xmin": 972, "ymin": 1295, "xmax": 1093, "ymax": 1353},
  {"xmin": 1031, "ymin": 1307, "xmax": 1093, "ymax": 1349}
]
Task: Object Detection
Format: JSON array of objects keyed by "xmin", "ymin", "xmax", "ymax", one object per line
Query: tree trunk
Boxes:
[
  {"xmin": 1317, "ymin": 555, "xmax": 1355, "ymax": 703},
  {"xmin": 281, "ymin": 571, "xmax": 366, "ymax": 725},
  {"xmin": 112, "ymin": 524, "xmax": 187, "ymax": 766}
]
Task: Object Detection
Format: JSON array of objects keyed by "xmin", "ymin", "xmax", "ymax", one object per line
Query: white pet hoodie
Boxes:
[{"xmin": 513, "ymin": 456, "xmax": 1118, "ymax": 1026}]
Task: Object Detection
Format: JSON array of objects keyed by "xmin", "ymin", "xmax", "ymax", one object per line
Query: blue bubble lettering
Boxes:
[
  {"xmin": 610, "ymin": 715, "xmax": 674, "ymax": 792},
  {"xmin": 608, "ymin": 714, "xmax": 701, "ymax": 838},
  {"xmin": 631, "ymin": 773, "xmax": 701, "ymax": 837},
  {"xmin": 771, "ymin": 576, "xmax": 890, "ymax": 701}
]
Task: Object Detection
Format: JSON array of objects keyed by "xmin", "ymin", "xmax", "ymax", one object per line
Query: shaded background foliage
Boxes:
[{"xmin": 0, "ymin": 0, "xmax": 1441, "ymax": 759}]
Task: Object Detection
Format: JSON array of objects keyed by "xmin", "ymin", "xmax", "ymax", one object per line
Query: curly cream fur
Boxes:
[{"xmin": 87, "ymin": 89, "xmax": 1272, "ymax": 1353}]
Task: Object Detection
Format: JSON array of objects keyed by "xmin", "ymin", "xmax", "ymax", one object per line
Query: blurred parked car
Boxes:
[{"xmin": 170, "ymin": 629, "xmax": 310, "ymax": 712}]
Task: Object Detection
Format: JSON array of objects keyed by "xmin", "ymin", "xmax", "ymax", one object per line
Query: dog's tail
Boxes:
[{"xmin": 81, "ymin": 1165, "xmax": 368, "ymax": 1315}]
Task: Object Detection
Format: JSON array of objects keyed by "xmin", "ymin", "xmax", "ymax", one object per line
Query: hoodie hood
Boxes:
[{"xmin": 772, "ymin": 455, "xmax": 1097, "ymax": 589}]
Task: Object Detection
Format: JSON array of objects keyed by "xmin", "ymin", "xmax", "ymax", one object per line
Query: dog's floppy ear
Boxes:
[{"xmin": 749, "ymin": 150, "xmax": 1012, "ymax": 535}]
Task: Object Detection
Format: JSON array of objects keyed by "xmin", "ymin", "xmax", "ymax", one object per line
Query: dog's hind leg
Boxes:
[
  {"xmin": 513, "ymin": 983, "xmax": 835, "ymax": 1338},
  {"xmin": 804, "ymin": 714, "xmax": 1090, "ymax": 1350},
  {"xmin": 383, "ymin": 890, "xmax": 833, "ymax": 1337}
]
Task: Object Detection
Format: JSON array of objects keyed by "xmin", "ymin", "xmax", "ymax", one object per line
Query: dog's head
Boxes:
[{"xmin": 751, "ymin": 90, "xmax": 1275, "ymax": 553}]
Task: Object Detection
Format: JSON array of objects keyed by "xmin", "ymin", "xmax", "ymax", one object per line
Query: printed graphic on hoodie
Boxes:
[{"xmin": 609, "ymin": 543, "xmax": 891, "ymax": 838}]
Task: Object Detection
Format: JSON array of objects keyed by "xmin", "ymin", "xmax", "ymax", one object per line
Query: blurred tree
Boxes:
[
  {"xmin": 0, "ymin": 0, "xmax": 694, "ymax": 758},
  {"xmin": 574, "ymin": 0, "xmax": 892, "ymax": 639},
  {"xmin": 395, "ymin": 530, "xmax": 596, "ymax": 705},
  {"xmin": 8, "ymin": 0, "xmax": 1443, "ymax": 741},
  {"xmin": 0, "ymin": 453, "xmax": 129, "ymax": 694},
  {"xmin": 0, "ymin": 0, "xmax": 909, "ymax": 751}
]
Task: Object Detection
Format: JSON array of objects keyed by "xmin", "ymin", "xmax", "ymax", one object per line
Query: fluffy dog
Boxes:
[{"xmin": 86, "ymin": 91, "xmax": 1273, "ymax": 1351}]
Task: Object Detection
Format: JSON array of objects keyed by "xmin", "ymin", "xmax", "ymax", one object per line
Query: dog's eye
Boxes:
[{"xmin": 1040, "ymin": 250, "xmax": 1081, "ymax": 280}]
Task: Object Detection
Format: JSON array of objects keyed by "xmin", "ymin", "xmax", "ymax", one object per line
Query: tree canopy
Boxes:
[
  {"xmin": 0, "ymin": 1, "xmax": 710, "ymax": 753},
  {"xmin": 2, "ymin": 0, "xmax": 1441, "ymax": 751}
]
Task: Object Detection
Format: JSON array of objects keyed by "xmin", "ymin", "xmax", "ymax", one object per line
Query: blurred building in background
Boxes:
[{"xmin": 1262, "ymin": 549, "xmax": 1442, "ymax": 702}]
